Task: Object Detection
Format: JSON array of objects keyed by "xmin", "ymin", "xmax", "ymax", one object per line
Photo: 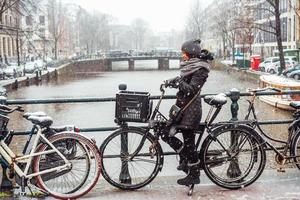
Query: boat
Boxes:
[{"xmin": 259, "ymin": 75, "xmax": 300, "ymax": 110}]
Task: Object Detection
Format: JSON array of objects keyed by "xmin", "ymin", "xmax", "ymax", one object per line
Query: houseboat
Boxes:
[{"xmin": 259, "ymin": 75, "xmax": 300, "ymax": 110}]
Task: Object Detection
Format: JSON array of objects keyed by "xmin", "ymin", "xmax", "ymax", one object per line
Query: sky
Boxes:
[{"xmin": 69, "ymin": 0, "xmax": 213, "ymax": 32}]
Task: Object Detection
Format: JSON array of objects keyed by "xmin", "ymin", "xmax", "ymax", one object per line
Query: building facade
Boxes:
[
  {"xmin": 251, "ymin": 0, "xmax": 299, "ymax": 59},
  {"xmin": 0, "ymin": 1, "xmax": 22, "ymax": 63},
  {"xmin": 21, "ymin": 0, "xmax": 53, "ymax": 61}
]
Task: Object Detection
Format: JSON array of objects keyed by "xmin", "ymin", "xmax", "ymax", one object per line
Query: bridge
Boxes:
[{"xmin": 77, "ymin": 55, "xmax": 183, "ymax": 71}]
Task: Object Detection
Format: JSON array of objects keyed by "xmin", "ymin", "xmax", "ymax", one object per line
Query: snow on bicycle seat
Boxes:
[
  {"xmin": 23, "ymin": 111, "xmax": 46, "ymax": 119},
  {"xmin": 290, "ymin": 102, "xmax": 300, "ymax": 109},
  {"xmin": 204, "ymin": 93, "xmax": 227, "ymax": 107},
  {"xmin": 27, "ymin": 115, "xmax": 53, "ymax": 127}
]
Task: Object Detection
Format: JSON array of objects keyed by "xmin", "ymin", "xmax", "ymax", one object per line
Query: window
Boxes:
[
  {"xmin": 5, "ymin": 15, "xmax": 8, "ymax": 25},
  {"xmin": 39, "ymin": 16, "xmax": 45, "ymax": 25},
  {"xmin": 26, "ymin": 15, "xmax": 32, "ymax": 25},
  {"xmin": 2, "ymin": 38, "xmax": 6, "ymax": 57}
]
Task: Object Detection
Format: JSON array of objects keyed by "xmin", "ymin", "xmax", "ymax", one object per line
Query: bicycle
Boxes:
[
  {"xmin": 100, "ymin": 83, "xmax": 266, "ymax": 195},
  {"xmin": 243, "ymin": 87, "xmax": 300, "ymax": 173},
  {"xmin": 0, "ymin": 105, "xmax": 101, "ymax": 199}
]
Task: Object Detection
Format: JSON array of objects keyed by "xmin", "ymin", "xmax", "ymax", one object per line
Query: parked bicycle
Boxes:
[
  {"xmin": 0, "ymin": 104, "xmax": 101, "ymax": 199},
  {"xmin": 100, "ymin": 83, "xmax": 266, "ymax": 195},
  {"xmin": 244, "ymin": 87, "xmax": 300, "ymax": 173}
]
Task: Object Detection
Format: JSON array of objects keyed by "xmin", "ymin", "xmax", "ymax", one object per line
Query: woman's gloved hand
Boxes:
[{"xmin": 164, "ymin": 76, "xmax": 181, "ymax": 88}]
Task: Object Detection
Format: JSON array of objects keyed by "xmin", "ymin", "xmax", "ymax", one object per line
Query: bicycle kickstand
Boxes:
[{"xmin": 187, "ymin": 184, "xmax": 194, "ymax": 196}]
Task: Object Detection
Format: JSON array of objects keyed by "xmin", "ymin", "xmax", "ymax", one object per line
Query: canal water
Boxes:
[{"xmin": 6, "ymin": 60, "xmax": 293, "ymax": 169}]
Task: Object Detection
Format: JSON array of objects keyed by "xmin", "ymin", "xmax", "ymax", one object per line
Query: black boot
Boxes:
[
  {"xmin": 177, "ymin": 161, "xmax": 200, "ymax": 186},
  {"xmin": 177, "ymin": 153, "xmax": 188, "ymax": 174}
]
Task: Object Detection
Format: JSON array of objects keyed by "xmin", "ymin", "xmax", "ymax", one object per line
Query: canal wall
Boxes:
[
  {"xmin": 1, "ymin": 59, "xmax": 108, "ymax": 92},
  {"xmin": 1, "ymin": 59, "xmax": 265, "ymax": 93},
  {"xmin": 213, "ymin": 60, "xmax": 265, "ymax": 83}
]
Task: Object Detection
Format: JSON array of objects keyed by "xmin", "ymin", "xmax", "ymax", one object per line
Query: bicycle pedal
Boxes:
[{"xmin": 277, "ymin": 167, "xmax": 286, "ymax": 173}]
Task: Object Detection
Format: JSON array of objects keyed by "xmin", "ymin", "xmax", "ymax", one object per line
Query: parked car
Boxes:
[
  {"xmin": 34, "ymin": 59, "xmax": 46, "ymax": 70},
  {"xmin": 258, "ymin": 57, "xmax": 280, "ymax": 72},
  {"xmin": 287, "ymin": 69, "xmax": 300, "ymax": 80},
  {"xmin": 266, "ymin": 60, "xmax": 297, "ymax": 74},
  {"xmin": 4, "ymin": 63, "xmax": 23, "ymax": 78},
  {"xmin": 24, "ymin": 62, "xmax": 38, "ymax": 73},
  {"xmin": 106, "ymin": 50, "xmax": 130, "ymax": 58},
  {"xmin": 283, "ymin": 64, "xmax": 300, "ymax": 76},
  {"xmin": 45, "ymin": 60, "xmax": 58, "ymax": 68}
]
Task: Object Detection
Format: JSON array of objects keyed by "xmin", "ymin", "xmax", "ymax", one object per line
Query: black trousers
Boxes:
[{"xmin": 161, "ymin": 129, "xmax": 198, "ymax": 164}]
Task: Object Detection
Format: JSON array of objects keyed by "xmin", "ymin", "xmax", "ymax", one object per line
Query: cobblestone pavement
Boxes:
[
  {"xmin": 3, "ymin": 164, "xmax": 300, "ymax": 200},
  {"xmin": 79, "ymin": 168, "xmax": 300, "ymax": 200}
]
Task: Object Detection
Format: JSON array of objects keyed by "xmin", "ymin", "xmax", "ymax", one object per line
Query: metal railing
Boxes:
[{"xmin": 1, "ymin": 87, "xmax": 300, "ymax": 191}]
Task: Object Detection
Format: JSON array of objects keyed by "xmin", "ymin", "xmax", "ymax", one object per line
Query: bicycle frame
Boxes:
[
  {"xmin": 129, "ymin": 84, "xmax": 225, "ymax": 159},
  {"xmin": 0, "ymin": 125, "xmax": 71, "ymax": 179},
  {"xmin": 245, "ymin": 92, "xmax": 298, "ymax": 159}
]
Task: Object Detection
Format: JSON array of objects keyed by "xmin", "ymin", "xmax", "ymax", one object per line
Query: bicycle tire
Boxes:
[
  {"xmin": 99, "ymin": 126, "xmax": 163, "ymax": 190},
  {"xmin": 291, "ymin": 130, "xmax": 300, "ymax": 170},
  {"xmin": 33, "ymin": 132, "xmax": 101, "ymax": 200},
  {"xmin": 200, "ymin": 125, "xmax": 266, "ymax": 189}
]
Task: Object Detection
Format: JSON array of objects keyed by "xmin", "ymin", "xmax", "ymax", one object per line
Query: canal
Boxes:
[{"xmin": 6, "ymin": 60, "xmax": 293, "ymax": 170}]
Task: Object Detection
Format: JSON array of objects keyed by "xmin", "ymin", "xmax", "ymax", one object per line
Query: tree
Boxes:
[
  {"xmin": 48, "ymin": 0, "xmax": 66, "ymax": 59},
  {"xmin": 76, "ymin": 9, "xmax": 112, "ymax": 54},
  {"xmin": 244, "ymin": 0, "xmax": 284, "ymax": 74},
  {"xmin": 130, "ymin": 18, "xmax": 148, "ymax": 50},
  {"xmin": 212, "ymin": 0, "xmax": 241, "ymax": 62},
  {"xmin": 185, "ymin": 0, "xmax": 204, "ymax": 39}
]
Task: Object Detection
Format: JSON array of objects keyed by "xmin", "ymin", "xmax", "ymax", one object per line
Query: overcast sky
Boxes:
[{"xmin": 69, "ymin": 0, "xmax": 213, "ymax": 32}]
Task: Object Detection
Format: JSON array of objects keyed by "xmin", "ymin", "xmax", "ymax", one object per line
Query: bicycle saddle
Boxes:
[
  {"xmin": 204, "ymin": 93, "xmax": 227, "ymax": 107},
  {"xmin": 290, "ymin": 102, "xmax": 300, "ymax": 109},
  {"xmin": 23, "ymin": 112, "xmax": 46, "ymax": 119},
  {"xmin": 27, "ymin": 115, "xmax": 53, "ymax": 127}
]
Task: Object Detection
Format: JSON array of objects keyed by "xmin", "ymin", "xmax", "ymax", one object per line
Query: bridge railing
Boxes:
[
  {"xmin": 3, "ymin": 88, "xmax": 297, "ymax": 142},
  {"xmin": 5, "ymin": 88, "xmax": 299, "ymax": 134},
  {"xmin": 1, "ymin": 88, "xmax": 299, "ymax": 191}
]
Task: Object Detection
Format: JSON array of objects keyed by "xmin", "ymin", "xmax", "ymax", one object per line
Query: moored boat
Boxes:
[{"xmin": 259, "ymin": 75, "xmax": 300, "ymax": 110}]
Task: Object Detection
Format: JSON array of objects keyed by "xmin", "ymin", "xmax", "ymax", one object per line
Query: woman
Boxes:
[{"xmin": 162, "ymin": 39, "xmax": 213, "ymax": 186}]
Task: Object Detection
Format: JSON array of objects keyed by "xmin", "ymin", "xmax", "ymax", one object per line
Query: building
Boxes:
[
  {"xmin": 0, "ymin": 1, "xmax": 22, "ymax": 63},
  {"xmin": 251, "ymin": 0, "xmax": 299, "ymax": 59},
  {"xmin": 21, "ymin": 0, "xmax": 53, "ymax": 61}
]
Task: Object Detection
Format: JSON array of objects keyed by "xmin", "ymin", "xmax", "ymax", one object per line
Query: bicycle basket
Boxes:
[
  {"xmin": 0, "ymin": 114, "xmax": 9, "ymax": 140},
  {"xmin": 115, "ymin": 91, "xmax": 152, "ymax": 123}
]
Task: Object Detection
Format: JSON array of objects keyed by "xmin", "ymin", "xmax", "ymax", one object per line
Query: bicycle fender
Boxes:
[{"xmin": 208, "ymin": 124, "xmax": 265, "ymax": 146}]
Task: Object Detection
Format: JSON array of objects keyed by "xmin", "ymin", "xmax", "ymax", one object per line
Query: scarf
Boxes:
[{"xmin": 180, "ymin": 58, "xmax": 210, "ymax": 77}]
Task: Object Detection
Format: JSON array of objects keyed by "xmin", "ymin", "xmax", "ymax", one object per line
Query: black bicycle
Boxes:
[
  {"xmin": 243, "ymin": 87, "xmax": 300, "ymax": 172},
  {"xmin": 99, "ymin": 83, "xmax": 267, "ymax": 195}
]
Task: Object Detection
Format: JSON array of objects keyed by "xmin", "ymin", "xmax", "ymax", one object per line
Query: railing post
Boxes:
[
  {"xmin": 227, "ymin": 88, "xmax": 242, "ymax": 178},
  {"xmin": 118, "ymin": 84, "xmax": 131, "ymax": 184}
]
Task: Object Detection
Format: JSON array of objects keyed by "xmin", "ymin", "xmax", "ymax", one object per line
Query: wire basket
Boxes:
[{"xmin": 115, "ymin": 91, "xmax": 152, "ymax": 123}]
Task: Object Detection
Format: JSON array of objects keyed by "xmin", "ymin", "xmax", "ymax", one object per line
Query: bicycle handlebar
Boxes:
[
  {"xmin": 0, "ymin": 105, "xmax": 24, "ymax": 114},
  {"xmin": 160, "ymin": 83, "xmax": 166, "ymax": 93},
  {"xmin": 247, "ymin": 87, "xmax": 281, "ymax": 93}
]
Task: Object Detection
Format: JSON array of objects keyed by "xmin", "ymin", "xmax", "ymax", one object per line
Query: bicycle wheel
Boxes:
[
  {"xmin": 200, "ymin": 125, "xmax": 266, "ymax": 189},
  {"xmin": 33, "ymin": 132, "xmax": 101, "ymax": 200},
  {"xmin": 100, "ymin": 127, "xmax": 163, "ymax": 190},
  {"xmin": 291, "ymin": 131, "xmax": 300, "ymax": 170}
]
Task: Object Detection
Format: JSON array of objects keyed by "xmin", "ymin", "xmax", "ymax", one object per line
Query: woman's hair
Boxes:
[{"xmin": 199, "ymin": 49, "xmax": 214, "ymax": 61}]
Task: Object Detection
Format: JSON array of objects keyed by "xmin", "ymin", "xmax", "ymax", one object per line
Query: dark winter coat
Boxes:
[{"xmin": 175, "ymin": 58, "xmax": 210, "ymax": 130}]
